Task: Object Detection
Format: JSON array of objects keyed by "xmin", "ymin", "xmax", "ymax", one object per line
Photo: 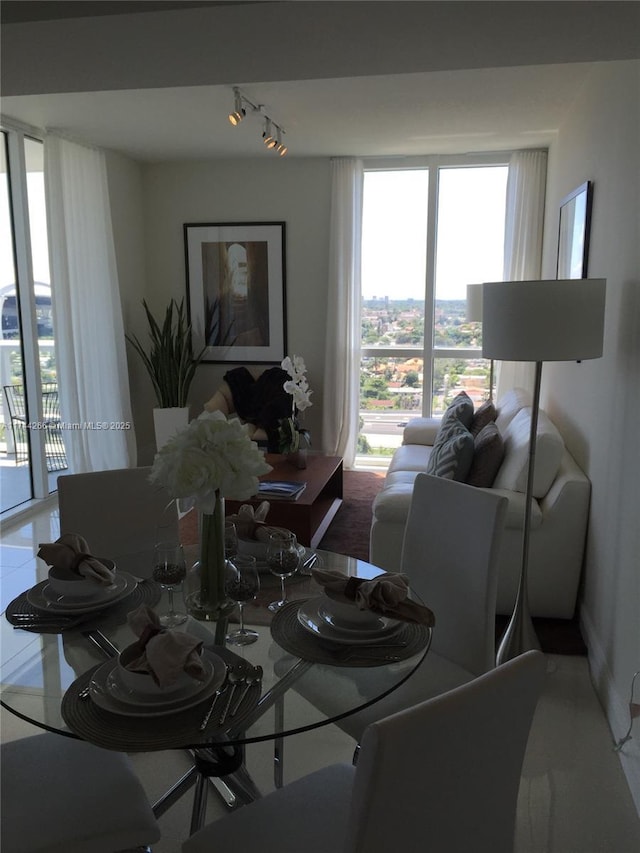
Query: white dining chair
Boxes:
[
  {"xmin": 273, "ymin": 472, "xmax": 508, "ymax": 772},
  {"xmin": 57, "ymin": 466, "xmax": 178, "ymax": 578},
  {"xmin": 184, "ymin": 650, "xmax": 546, "ymax": 853},
  {"xmin": 1, "ymin": 732, "xmax": 160, "ymax": 853}
]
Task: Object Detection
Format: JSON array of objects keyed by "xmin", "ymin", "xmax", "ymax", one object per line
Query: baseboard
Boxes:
[{"xmin": 581, "ymin": 606, "xmax": 640, "ymax": 817}]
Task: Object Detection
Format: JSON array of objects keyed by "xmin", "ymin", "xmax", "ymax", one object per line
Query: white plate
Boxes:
[
  {"xmin": 317, "ymin": 599, "xmax": 385, "ymax": 634},
  {"xmin": 26, "ymin": 572, "xmax": 136, "ymax": 615},
  {"xmin": 297, "ymin": 598, "xmax": 402, "ymax": 645},
  {"xmin": 106, "ymin": 657, "xmax": 215, "ymax": 707},
  {"xmin": 88, "ymin": 650, "xmax": 226, "ymax": 717}
]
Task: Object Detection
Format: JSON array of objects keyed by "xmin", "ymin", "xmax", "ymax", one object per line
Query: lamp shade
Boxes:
[
  {"xmin": 482, "ymin": 279, "xmax": 606, "ymax": 362},
  {"xmin": 466, "ymin": 284, "xmax": 483, "ymax": 322}
]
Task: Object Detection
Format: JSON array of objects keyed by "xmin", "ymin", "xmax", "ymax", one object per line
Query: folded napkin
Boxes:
[
  {"xmin": 227, "ymin": 501, "xmax": 271, "ymax": 540},
  {"xmin": 37, "ymin": 533, "xmax": 115, "ymax": 586},
  {"xmin": 126, "ymin": 604, "xmax": 207, "ymax": 688},
  {"xmin": 312, "ymin": 568, "xmax": 435, "ymax": 627}
]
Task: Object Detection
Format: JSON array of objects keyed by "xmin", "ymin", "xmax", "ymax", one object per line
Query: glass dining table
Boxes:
[{"xmin": 1, "ymin": 548, "xmax": 431, "ymax": 833}]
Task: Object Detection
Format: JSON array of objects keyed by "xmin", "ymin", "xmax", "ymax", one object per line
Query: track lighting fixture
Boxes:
[{"xmin": 228, "ymin": 86, "xmax": 288, "ymax": 155}]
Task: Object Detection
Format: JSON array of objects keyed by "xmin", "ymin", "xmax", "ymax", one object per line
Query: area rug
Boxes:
[{"xmin": 179, "ymin": 469, "xmax": 586, "ymax": 655}]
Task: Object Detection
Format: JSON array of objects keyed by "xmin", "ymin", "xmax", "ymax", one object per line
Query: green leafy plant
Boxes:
[{"xmin": 126, "ymin": 299, "xmax": 205, "ymax": 408}]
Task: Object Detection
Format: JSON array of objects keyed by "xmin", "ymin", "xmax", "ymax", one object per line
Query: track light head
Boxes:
[
  {"xmin": 275, "ymin": 128, "xmax": 287, "ymax": 156},
  {"xmin": 263, "ymin": 118, "xmax": 275, "ymax": 147},
  {"xmin": 228, "ymin": 88, "xmax": 246, "ymax": 125}
]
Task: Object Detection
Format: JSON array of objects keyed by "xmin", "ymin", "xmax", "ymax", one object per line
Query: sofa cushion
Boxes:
[
  {"xmin": 388, "ymin": 444, "xmax": 432, "ymax": 475},
  {"xmin": 470, "ymin": 400, "xmax": 497, "ymax": 437},
  {"xmin": 426, "ymin": 419, "xmax": 474, "ymax": 482},
  {"xmin": 466, "ymin": 422, "xmax": 505, "ymax": 488},
  {"xmin": 493, "ymin": 407, "xmax": 564, "ymax": 498},
  {"xmin": 495, "ymin": 387, "xmax": 531, "ymax": 433}
]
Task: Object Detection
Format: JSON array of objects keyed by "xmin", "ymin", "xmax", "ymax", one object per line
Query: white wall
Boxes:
[
  {"xmin": 128, "ymin": 157, "xmax": 332, "ymax": 463},
  {"xmin": 541, "ymin": 60, "xmax": 640, "ymax": 810}
]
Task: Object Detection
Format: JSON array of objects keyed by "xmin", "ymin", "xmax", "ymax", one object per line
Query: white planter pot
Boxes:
[{"xmin": 153, "ymin": 406, "xmax": 189, "ymax": 451}]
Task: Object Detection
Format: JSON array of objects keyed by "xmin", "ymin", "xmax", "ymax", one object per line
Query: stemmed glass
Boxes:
[
  {"xmin": 224, "ymin": 520, "xmax": 238, "ymax": 561},
  {"xmin": 267, "ymin": 531, "xmax": 300, "ymax": 612},
  {"xmin": 152, "ymin": 542, "xmax": 187, "ymax": 627},
  {"xmin": 224, "ymin": 555, "xmax": 260, "ymax": 645}
]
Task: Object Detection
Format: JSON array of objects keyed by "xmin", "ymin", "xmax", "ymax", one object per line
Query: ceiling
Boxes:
[
  {"xmin": 0, "ymin": 2, "xmax": 631, "ymax": 162},
  {"xmin": 1, "ymin": 63, "xmax": 596, "ymax": 162}
]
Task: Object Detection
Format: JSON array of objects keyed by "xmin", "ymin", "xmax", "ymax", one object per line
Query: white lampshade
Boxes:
[
  {"xmin": 482, "ymin": 279, "xmax": 606, "ymax": 362},
  {"xmin": 466, "ymin": 284, "xmax": 483, "ymax": 322}
]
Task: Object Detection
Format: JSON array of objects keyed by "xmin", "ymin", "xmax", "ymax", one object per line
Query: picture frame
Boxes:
[
  {"xmin": 556, "ymin": 181, "xmax": 593, "ymax": 280},
  {"xmin": 184, "ymin": 222, "xmax": 287, "ymax": 363}
]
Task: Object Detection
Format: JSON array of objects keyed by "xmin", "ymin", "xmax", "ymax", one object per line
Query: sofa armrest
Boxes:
[{"xmin": 402, "ymin": 417, "xmax": 441, "ymax": 446}]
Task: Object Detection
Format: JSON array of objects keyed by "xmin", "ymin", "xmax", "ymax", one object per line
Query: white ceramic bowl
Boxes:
[
  {"xmin": 48, "ymin": 560, "xmax": 116, "ymax": 598},
  {"xmin": 116, "ymin": 643, "xmax": 202, "ymax": 697}
]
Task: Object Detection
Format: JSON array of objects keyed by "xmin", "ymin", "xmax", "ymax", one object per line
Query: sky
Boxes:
[{"xmin": 361, "ymin": 166, "xmax": 508, "ymax": 302}]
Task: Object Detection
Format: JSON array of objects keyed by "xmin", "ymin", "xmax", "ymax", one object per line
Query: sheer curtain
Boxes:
[
  {"xmin": 322, "ymin": 158, "xmax": 364, "ymax": 468},
  {"xmin": 45, "ymin": 135, "xmax": 135, "ymax": 472},
  {"xmin": 495, "ymin": 149, "xmax": 548, "ymax": 398}
]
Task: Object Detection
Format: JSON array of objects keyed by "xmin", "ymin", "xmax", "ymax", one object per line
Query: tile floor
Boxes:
[{"xmin": 2, "ymin": 501, "xmax": 640, "ymax": 852}]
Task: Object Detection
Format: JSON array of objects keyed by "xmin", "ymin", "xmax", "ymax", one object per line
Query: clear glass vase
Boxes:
[{"xmin": 185, "ymin": 491, "xmax": 234, "ymax": 643}]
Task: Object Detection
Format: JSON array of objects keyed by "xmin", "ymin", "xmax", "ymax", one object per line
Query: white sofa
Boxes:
[{"xmin": 369, "ymin": 389, "xmax": 591, "ymax": 619}]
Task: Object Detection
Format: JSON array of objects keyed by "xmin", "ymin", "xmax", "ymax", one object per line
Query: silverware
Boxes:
[
  {"xmin": 218, "ymin": 669, "xmax": 246, "ymax": 726},
  {"xmin": 230, "ymin": 665, "xmax": 263, "ymax": 717},
  {"xmin": 199, "ymin": 667, "xmax": 231, "ymax": 731}
]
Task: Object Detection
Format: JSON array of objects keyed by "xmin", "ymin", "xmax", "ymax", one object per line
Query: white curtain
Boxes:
[
  {"xmin": 495, "ymin": 149, "xmax": 548, "ymax": 399},
  {"xmin": 322, "ymin": 158, "xmax": 364, "ymax": 468},
  {"xmin": 45, "ymin": 135, "xmax": 135, "ymax": 472}
]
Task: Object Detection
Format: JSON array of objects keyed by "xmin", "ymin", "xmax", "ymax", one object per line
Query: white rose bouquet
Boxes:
[
  {"xmin": 150, "ymin": 411, "xmax": 272, "ymax": 624},
  {"xmin": 150, "ymin": 410, "xmax": 271, "ymax": 513}
]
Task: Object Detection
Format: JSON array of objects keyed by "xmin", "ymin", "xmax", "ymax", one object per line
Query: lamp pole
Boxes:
[{"xmin": 496, "ymin": 361, "xmax": 543, "ymax": 664}]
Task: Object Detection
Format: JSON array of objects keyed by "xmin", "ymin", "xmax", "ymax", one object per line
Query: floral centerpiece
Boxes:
[
  {"xmin": 277, "ymin": 355, "xmax": 313, "ymax": 458},
  {"xmin": 150, "ymin": 410, "xmax": 271, "ymax": 626}
]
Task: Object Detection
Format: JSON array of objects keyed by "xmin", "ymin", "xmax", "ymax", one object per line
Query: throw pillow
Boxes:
[
  {"xmin": 439, "ymin": 391, "xmax": 475, "ymax": 432},
  {"xmin": 492, "ymin": 407, "xmax": 564, "ymax": 498},
  {"xmin": 466, "ymin": 422, "xmax": 505, "ymax": 488},
  {"xmin": 426, "ymin": 418, "xmax": 474, "ymax": 482},
  {"xmin": 470, "ymin": 399, "xmax": 497, "ymax": 437}
]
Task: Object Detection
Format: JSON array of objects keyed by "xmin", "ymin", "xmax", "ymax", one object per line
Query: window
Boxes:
[
  {"xmin": 358, "ymin": 156, "xmax": 508, "ymax": 464},
  {"xmin": 0, "ymin": 126, "xmax": 65, "ymax": 513}
]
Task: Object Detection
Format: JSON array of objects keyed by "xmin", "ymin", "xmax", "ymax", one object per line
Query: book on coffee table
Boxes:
[{"xmin": 258, "ymin": 481, "xmax": 307, "ymax": 500}]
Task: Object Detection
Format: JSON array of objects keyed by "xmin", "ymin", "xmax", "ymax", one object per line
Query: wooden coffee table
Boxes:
[{"xmin": 225, "ymin": 454, "xmax": 343, "ymax": 548}]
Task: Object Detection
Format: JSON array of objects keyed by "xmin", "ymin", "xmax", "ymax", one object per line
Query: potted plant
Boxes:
[{"xmin": 126, "ymin": 298, "xmax": 205, "ymax": 449}]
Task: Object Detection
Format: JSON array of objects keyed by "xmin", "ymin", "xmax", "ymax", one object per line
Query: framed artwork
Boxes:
[
  {"xmin": 556, "ymin": 181, "xmax": 593, "ymax": 279},
  {"xmin": 184, "ymin": 222, "xmax": 287, "ymax": 363}
]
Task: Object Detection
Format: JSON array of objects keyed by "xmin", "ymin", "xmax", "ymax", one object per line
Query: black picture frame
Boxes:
[
  {"xmin": 556, "ymin": 181, "xmax": 593, "ymax": 280},
  {"xmin": 184, "ymin": 221, "xmax": 287, "ymax": 363}
]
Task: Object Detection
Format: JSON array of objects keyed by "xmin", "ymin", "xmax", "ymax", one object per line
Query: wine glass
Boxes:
[
  {"xmin": 152, "ymin": 542, "xmax": 187, "ymax": 627},
  {"xmin": 224, "ymin": 520, "xmax": 238, "ymax": 561},
  {"xmin": 267, "ymin": 531, "xmax": 300, "ymax": 612},
  {"xmin": 224, "ymin": 555, "xmax": 260, "ymax": 645}
]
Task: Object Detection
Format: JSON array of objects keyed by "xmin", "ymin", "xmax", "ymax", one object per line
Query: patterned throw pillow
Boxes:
[
  {"xmin": 426, "ymin": 418, "xmax": 475, "ymax": 481},
  {"xmin": 439, "ymin": 391, "xmax": 475, "ymax": 431},
  {"xmin": 470, "ymin": 400, "xmax": 497, "ymax": 437},
  {"xmin": 466, "ymin": 422, "xmax": 505, "ymax": 488}
]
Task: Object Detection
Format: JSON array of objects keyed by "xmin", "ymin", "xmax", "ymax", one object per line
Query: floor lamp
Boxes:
[
  {"xmin": 466, "ymin": 283, "xmax": 494, "ymax": 400},
  {"xmin": 482, "ymin": 278, "xmax": 606, "ymax": 664}
]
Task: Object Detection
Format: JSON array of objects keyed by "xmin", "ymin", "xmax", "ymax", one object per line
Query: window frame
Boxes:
[{"xmin": 360, "ymin": 152, "xmax": 510, "ymax": 417}]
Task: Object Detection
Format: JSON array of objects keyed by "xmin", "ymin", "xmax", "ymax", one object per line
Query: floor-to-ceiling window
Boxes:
[
  {"xmin": 0, "ymin": 125, "xmax": 66, "ymax": 513},
  {"xmin": 358, "ymin": 155, "xmax": 508, "ymax": 465}
]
